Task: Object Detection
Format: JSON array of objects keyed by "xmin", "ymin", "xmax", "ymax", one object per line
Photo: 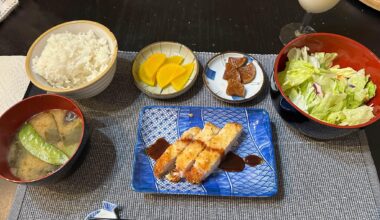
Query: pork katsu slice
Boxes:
[
  {"xmin": 185, "ymin": 123, "xmax": 243, "ymax": 184},
  {"xmin": 223, "ymin": 63, "xmax": 241, "ymax": 81},
  {"xmin": 153, "ymin": 127, "xmax": 201, "ymax": 178},
  {"xmin": 166, "ymin": 122, "xmax": 220, "ymax": 182},
  {"xmin": 238, "ymin": 63, "xmax": 256, "ymax": 84},
  {"xmin": 228, "ymin": 57, "xmax": 247, "ymax": 68},
  {"xmin": 226, "ymin": 79, "xmax": 245, "ymax": 97}
]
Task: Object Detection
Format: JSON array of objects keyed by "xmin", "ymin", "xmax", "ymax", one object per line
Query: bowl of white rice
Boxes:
[{"xmin": 25, "ymin": 20, "xmax": 118, "ymax": 99}]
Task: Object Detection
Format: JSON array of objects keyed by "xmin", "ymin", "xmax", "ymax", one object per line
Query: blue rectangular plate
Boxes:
[{"xmin": 132, "ymin": 106, "xmax": 278, "ymax": 197}]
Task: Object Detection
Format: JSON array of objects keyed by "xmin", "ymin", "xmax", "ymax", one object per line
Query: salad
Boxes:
[{"xmin": 279, "ymin": 46, "xmax": 377, "ymax": 126}]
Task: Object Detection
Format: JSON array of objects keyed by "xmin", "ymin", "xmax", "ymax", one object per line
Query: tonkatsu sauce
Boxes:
[
  {"xmin": 219, "ymin": 152, "xmax": 263, "ymax": 172},
  {"xmin": 244, "ymin": 155, "xmax": 263, "ymax": 167},
  {"xmin": 145, "ymin": 138, "xmax": 170, "ymax": 161},
  {"xmin": 219, "ymin": 152, "xmax": 245, "ymax": 172}
]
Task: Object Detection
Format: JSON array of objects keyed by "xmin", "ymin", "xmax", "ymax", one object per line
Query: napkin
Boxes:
[
  {"xmin": 0, "ymin": 0, "xmax": 18, "ymax": 22},
  {"xmin": 0, "ymin": 56, "xmax": 30, "ymax": 115}
]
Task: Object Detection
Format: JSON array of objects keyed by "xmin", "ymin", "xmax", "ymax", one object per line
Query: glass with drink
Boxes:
[{"xmin": 279, "ymin": 0, "xmax": 341, "ymax": 45}]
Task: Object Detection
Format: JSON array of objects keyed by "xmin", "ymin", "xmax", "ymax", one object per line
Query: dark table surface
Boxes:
[{"xmin": 1, "ymin": 0, "xmax": 379, "ymax": 178}]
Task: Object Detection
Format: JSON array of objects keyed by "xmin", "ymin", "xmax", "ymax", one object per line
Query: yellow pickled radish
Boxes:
[
  {"xmin": 143, "ymin": 53, "xmax": 166, "ymax": 82},
  {"xmin": 138, "ymin": 63, "xmax": 155, "ymax": 86},
  {"xmin": 164, "ymin": 55, "xmax": 184, "ymax": 65},
  {"xmin": 171, "ymin": 63, "xmax": 195, "ymax": 91},
  {"xmin": 156, "ymin": 64, "xmax": 186, "ymax": 88}
]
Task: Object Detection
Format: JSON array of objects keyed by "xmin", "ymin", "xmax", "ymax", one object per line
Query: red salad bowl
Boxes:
[
  {"xmin": 270, "ymin": 33, "xmax": 380, "ymax": 139},
  {"xmin": 0, "ymin": 94, "xmax": 87, "ymax": 184}
]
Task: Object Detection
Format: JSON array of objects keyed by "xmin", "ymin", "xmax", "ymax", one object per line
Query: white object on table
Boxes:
[
  {"xmin": 0, "ymin": 0, "xmax": 18, "ymax": 22},
  {"xmin": 84, "ymin": 201, "xmax": 118, "ymax": 220},
  {"xmin": 0, "ymin": 56, "xmax": 30, "ymax": 115}
]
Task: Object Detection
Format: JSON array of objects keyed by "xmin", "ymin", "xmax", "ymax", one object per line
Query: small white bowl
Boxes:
[
  {"xmin": 132, "ymin": 41, "xmax": 199, "ymax": 99},
  {"xmin": 25, "ymin": 20, "xmax": 118, "ymax": 99},
  {"xmin": 203, "ymin": 52, "xmax": 265, "ymax": 103}
]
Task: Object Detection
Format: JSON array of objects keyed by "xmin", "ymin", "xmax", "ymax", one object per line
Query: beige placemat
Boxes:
[{"xmin": 0, "ymin": 56, "xmax": 30, "ymax": 115}]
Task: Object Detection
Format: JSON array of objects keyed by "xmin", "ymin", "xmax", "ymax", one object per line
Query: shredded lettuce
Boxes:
[{"xmin": 279, "ymin": 46, "xmax": 377, "ymax": 126}]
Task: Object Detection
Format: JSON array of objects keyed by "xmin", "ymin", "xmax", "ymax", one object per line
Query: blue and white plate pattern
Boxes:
[
  {"xmin": 84, "ymin": 201, "xmax": 118, "ymax": 220},
  {"xmin": 132, "ymin": 106, "xmax": 278, "ymax": 197},
  {"xmin": 203, "ymin": 52, "xmax": 264, "ymax": 103}
]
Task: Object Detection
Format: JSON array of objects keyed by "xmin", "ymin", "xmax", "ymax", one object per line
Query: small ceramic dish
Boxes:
[
  {"xmin": 203, "ymin": 52, "xmax": 264, "ymax": 103},
  {"xmin": 25, "ymin": 20, "xmax": 118, "ymax": 99},
  {"xmin": 132, "ymin": 41, "xmax": 199, "ymax": 99},
  {"xmin": 85, "ymin": 201, "xmax": 118, "ymax": 220}
]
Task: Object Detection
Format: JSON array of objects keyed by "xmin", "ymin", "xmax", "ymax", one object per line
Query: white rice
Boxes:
[{"xmin": 32, "ymin": 30, "xmax": 111, "ymax": 89}]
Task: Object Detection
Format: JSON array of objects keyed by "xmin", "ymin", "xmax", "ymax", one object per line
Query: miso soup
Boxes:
[{"xmin": 7, "ymin": 109, "xmax": 83, "ymax": 181}]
